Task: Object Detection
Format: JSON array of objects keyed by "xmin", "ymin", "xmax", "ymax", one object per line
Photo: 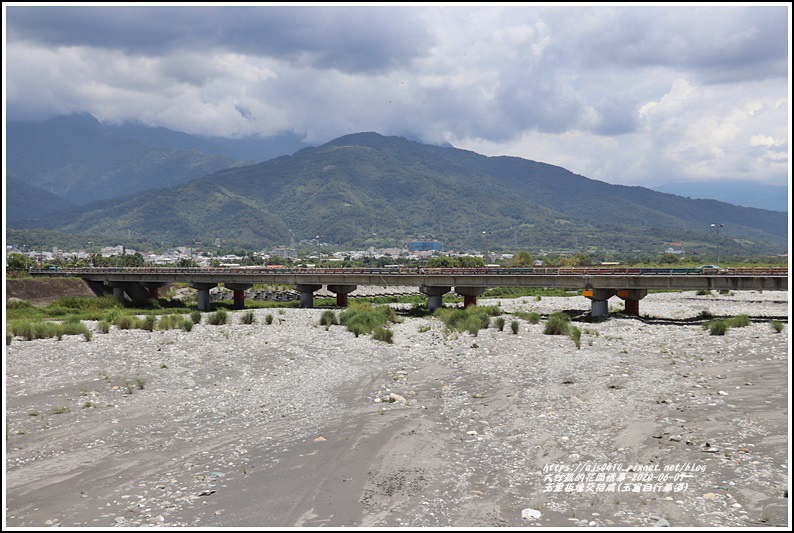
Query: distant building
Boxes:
[
  {"xmin": 269, "ymin": 247, "xmax": 298, "ymax": 260},
  {"xmin": 408, "ymin": 241, "xmax": 441, "ymax": 252}
]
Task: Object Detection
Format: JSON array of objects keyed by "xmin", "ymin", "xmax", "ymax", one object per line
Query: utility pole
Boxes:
[{"xmin": 711, "ymin": 223, "xmax": 725, "ymax": 266}]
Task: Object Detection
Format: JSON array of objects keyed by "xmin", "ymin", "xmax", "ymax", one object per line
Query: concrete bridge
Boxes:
[{"xmin": 28, "ymin": 266, "xmax": 788, "ymax": 317}]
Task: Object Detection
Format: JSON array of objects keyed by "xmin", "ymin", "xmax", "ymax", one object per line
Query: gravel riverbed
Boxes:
[{"xmin": 4, "ymin": 290, "xmax": 790, "ymax": 528}]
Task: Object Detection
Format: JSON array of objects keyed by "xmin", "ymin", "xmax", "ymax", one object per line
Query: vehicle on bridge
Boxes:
[{"xmin": 698, "ymin": 264, "xmax": 728, "ymax": 274}]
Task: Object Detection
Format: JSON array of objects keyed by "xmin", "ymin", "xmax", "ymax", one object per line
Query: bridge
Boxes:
[{"xmin": 28, "ymin": 266, "xmax": 788, "ymax": 317}]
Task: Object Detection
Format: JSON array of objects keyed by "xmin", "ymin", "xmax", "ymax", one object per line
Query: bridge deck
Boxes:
[{"xmin": 28, "ymin": 267, "xmax": 789, "ymax": 291}]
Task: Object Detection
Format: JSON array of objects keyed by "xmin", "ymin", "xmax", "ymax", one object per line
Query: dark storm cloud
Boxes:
[
  {"xmin": 561, "ymin": 6, "xmax": 788, "ymax": 83},
  {"xmin": 5, "ymin": 5, "xmax": 434, "ymax": 73},
  {"xmin": 4, "ymin": 4, "xmax": 788, "ymax": 187}
]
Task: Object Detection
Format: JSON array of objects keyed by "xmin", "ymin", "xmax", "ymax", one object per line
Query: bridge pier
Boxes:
[
  {"xmin": 455, "ymin": 286, "xmax": 486, "ymax": 308},
  {"xmin": 420, "ymin": 285, "xmax": 450, "ymax": 312},
  {"xmin": 190, "ymin": 282, "xmax": 217, "ymax": 311},
  {"xmin": 226, "ymin": 283, "xmax": 253, "ymax": 310},
  {"xmin": 582, "ymin": 288, "xmax": 617, "ymax": 318},
  {"xmin": 616, "ymin": 289, "xmax": 648, "ymax": 316},
  {"xmin": 327, "ymin": 284, "xmax": 357, "ymax": 307},
  {"xmin": 112, "ymin": 285, "xmax": 126, "ymax": 302},
  {"xmin": 105, "ymin": 281, "xmax": 149, "ymax": 303},
  {"xmin": 144, "ymin": 282, "xmax": 167, "ymax": 300},
  {"xmin": 295, "ymin": 284, "xmax": 323, "ymax": 308}
]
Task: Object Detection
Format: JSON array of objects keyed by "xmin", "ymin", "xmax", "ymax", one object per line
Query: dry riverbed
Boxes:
[{"xmin": 4, "ymin": 290, "xmax": 790, "ymax": 528}]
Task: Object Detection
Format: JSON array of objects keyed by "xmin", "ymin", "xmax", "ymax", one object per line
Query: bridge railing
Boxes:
[{"xmin": 28, "ymin": 266, "xmax": 789, "ymax": 276}]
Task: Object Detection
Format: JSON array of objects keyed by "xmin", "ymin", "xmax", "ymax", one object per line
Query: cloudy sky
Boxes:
[{"xmin": 3, "ymin": 3, "xmax": 790, "ymax": 188}]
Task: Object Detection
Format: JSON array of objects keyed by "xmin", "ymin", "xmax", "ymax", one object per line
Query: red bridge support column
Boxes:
[
  {"xmin": 617, "ymin": 289, "xmax": 648, "ymax": 317},
  {"xmin": 143, "ymin": 282, "xmax": 166, "ymax": 301},
  {"xmin": 327, "ymin": 284, "xmax": 357, "ymax": 307},
  {"xmin": 456, "ymin": 286, "xmax": 486, "ymax": 308},
  {"xmin": 233, "ymin": 290, "xmax": 245, "ymax": 310},
  {"xmin": 226, "ymin": 283, "xmax": 253, "ymax": 310},
  {"xmin": 337, "ymin": 293, "xmax": 349, "ymax": 307}
]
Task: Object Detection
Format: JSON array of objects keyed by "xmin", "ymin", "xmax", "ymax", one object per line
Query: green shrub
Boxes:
[
  {"xmin": 465, "ymin": 318, "xmax": 482, "ymax": 336},
  {"xmin": 46, "ymin": 306, "xmax": 70, "ymax": 317},
  {"xmin": 6, "ymin": 298, "xmax": 34, "ymax": 310},
  {"xmin": 240, "ymin": 310, "xmax": 256, "ymax": 325},
  {"xmin": 156, "ymin": 315, "xmax": 174, "ymax": 330},
  {"xmin": 372, "ymin": 327, "xmax": 394, "ymax": 344},
  {"xmin": 708, "ymin": 319, "xmax": 729, "ymax": 336},
  {"xmin": 207, "ymin": 309, "xmax": 228, "ymax": 325},
  {"xmin": 14, "ymin": 321, "xmax": 61, "ymax": 340},
  {"xmin": 728, "ymin": 314, "xmax": 750, "ymax": 328},
  {"xmin": 513, "ymin": 311, "xmax": 541, "ymax": 324},
  {"xmin": 770, "ymin": 320, "xmax": 784, "ymax": 333},
  {"xmin": 544, "ymin": 312, "xmax": 571, "ymax": 335},
  {"xmin": 115, "ymin": 315, "xmax": 134, "ymax": 330},
  {"xmin": 138, "ymin": 315, "xmax": 156, "ymax": 331},
  {"xmin": 348, "ymin": 323, "xmax": 367, "ymax": 337},
  {"xmin": 49, "ymin": 295, "xmax": 122, "ymax": 311},
  {"xmin": 436, "ymin": 308, "xmax": 470, "ymax": 331},
  {"xmin": 97, "ymin": 320, "xmax": 111, "ymax": 334},
  {"xmin": 696, "ymin": 289, "xmax": 711, "ymax": 296},
  {"xmin": 569, "ymin": 326, "xmax": 581, "ymax": 349},
  {"xmin": 61, "ymin": 321, "xmax": 89, "ymax": 336},
  {"xmin": 190, "ymin": 310, "xmax": 202, "ymax": 324},
  {"xmin": 181, "ymin": 319, "xmax": 193, "ymax": 332},
  {"xmin": 11, "ymin": 321, "xmax": 30, "ymax": 340},
  {"xmin": 6, "ymin": 332, "xmax": 12, "ymax": 346},
  {"xmin": 104, "ymin": 309, "xmax": 123, "ymax": 323},
  {"xmin": 494, "ymin": 317, "xmax": 505, "ymax": 331},
  {"xmin": 510, "ymin": 320, "xmax": 519, "ymax": 334},
  {"xmin": 265, "ymin": 314, "xmax": 274, "ymax": 325},
  {"xmin": 436, "ymin": 306, "xmax": 494, "ymax": 336},
  {"xmin": 340, "ymin": 304, "xmax": 401, "ymax": 337},
  {"xmin": 320, "ymin": 310, "xmax": 338, "ymax": 327}
]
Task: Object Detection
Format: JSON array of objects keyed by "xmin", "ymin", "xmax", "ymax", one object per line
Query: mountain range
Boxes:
[
  {"xmin": 6, "ymin": 114, "xmax": 250, "ymax": 208},
  {"xmin": 5, "ymin": 115, "xmax": 789, "ymax": 257}
]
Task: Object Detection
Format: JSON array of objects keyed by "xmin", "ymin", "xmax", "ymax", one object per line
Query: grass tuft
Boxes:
[
  {"xmin": 320, "ymin": 310, "xmax": 338, "ymax": 328},
  {"xmin": 207, "ymin": 309, "xmax": 228, "ymax": 325},
  {"xmin": 240, "ymin": 310, "xmax": 256, "ymax": 325},
  {"xmin": 544, "ymin": 312, "xmax": 571, "ymax": 335}
]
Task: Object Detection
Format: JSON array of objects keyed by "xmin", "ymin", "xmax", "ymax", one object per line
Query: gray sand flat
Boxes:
[{"xmin": 4, "ymin": 290, "xmax": 789, "ymax": 528}]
